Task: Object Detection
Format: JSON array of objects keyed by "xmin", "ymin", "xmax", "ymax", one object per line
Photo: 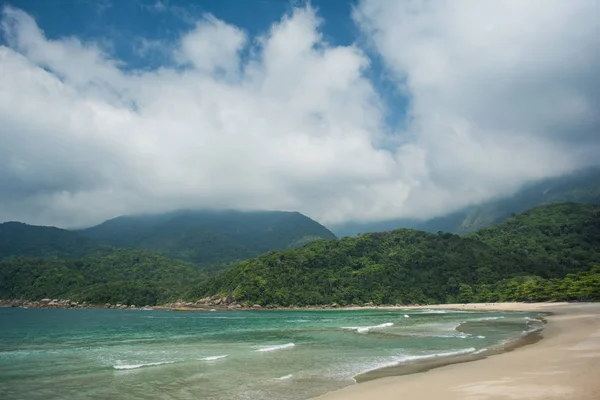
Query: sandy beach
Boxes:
[{"xmin": 313, "ymin": 302, "xmax": 600, "ymax": 400}]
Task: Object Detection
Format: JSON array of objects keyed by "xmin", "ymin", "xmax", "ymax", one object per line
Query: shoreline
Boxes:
[{"xmin": 312, "ymin": 302, "xmax": 600, "ymax": 400}]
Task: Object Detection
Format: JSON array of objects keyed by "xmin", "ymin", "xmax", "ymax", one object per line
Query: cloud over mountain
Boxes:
[{"xmin": 0, "ymin": 1, "xmax": 598, "ymax": 228}]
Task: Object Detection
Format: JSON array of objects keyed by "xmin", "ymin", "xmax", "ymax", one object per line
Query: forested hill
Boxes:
[
  {"xmin": 332, "ymin": 167, "xmax": 600, "ymax": 237},
  {"xmin": 0, "ymin": 222, "xmax": 107, "ymax": 261},
  {"xmin": 78, "ymin": 210, "xmax": 336, "ymax": 273},
  {"xmin": 0, "ymin": 248, "xmax": 203, "ymax": 306},
  {"xmin": 197, "ymin": 203, "xmax": 600, "ymax": 306}
]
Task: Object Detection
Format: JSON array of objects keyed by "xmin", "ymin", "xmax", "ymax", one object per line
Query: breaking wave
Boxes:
[
  {"xmin": 201, "ymin": 355, "xmax": 228, "ymax": 361},
  {"xmin": 342, "ymin": 322, "xmax": 394, "ymax": 334},
  {"xmin": 113, "ymin": 361, "xmax": 175, "ymax": 370},
  {"xmin": 255, "ymin": 343, "xmax": 295, "ymax": 352}
]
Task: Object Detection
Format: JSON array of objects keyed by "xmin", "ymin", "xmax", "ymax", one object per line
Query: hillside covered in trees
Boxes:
[
  {"xmin": 1, "ymin": 203, "xmax": 598, "ymax": 306},
  {"xmin": 197, "ymin": 203, "xmax": 600, "ymax": 305},
  {"xmin": 0, "ymin": 210, "xmax": 336, "ymax": 276},
  {"xmin": 78, "ymin": 210, "xmax": 336, "ymax": 273},
  {"xmin": 0, "ymin": 248, "xmax": 203, "ymax": 306},
  {"xmin": 0, "ymin": 222, "xmax": 107, "ymax": 261}
]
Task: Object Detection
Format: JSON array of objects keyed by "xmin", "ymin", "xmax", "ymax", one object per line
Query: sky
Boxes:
[{"xmin": 1, "ymin": 0, "xmax": 599, "ymax": 229}]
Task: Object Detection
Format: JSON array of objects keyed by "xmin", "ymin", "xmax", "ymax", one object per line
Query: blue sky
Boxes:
[
  {"xmin": 1, "ymin": 0, "xmax": 598, "ymax": 228},
  {"xmin": 6, "ymin": 0, "xmax": 407, "ymax": 127}
]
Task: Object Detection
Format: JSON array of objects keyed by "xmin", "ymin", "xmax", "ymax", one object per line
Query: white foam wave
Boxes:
[
  {"xmin": 473, "ymin": 348, "xmax": 488, "ymax": 355},
  {"xmin": 359, "ymin": 348, "xmax": 477, "ymax": 375},
  {"xmin": 403, "ymin": 315, "xmax": 410, "ymax": 318},
  {"xmin": 273, "ymin": 374, "xmax": 293, "ymax": 380},
  {"xmin": 343, "ymin": 322, "xmax": 394, "ymax": 334},
  {"xmin": 419, "ymin": 309, "xmax": 448, "ymax": 314},
  {"xmin": 469, "ymin": 316, "xmax": 505, "ymax": 321},
  {"xmin": 397, "ymin": 347, "xmax": 477, "ymax": 363},
  {"xmin": 286, "ymin": 319, "xmax": 310, "ymax": 323},
  {"xmin": 113, "ymin": 361, "xmax": 175, "ymax": 370},
  {"xmin": 201, "ymin": 355, "xmax": 228, "ymax": 361},
  {"xmin": 255, "ymin": 343, "xmax": 295, "ymax": 352},
  {"xmin": 524, "ymin": 317, "xmax": 544, "ymax": 324}
]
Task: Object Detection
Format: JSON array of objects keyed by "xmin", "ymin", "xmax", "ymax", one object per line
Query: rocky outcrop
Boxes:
[
  {"xmin": 0, "ymin": 299, "xmax": 90, "ymax": 309},
  {"xmin": 0, "ymin": 299, "xmax": 154, "ymax": 310}
]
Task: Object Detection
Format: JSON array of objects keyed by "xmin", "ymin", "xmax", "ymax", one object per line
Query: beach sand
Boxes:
[{"xmin": 313, "ymin": 302, "xmax": 600, "ymax": 400}]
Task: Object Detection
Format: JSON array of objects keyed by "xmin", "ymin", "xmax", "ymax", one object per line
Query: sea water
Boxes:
[{"xmin": 0, "ymin": 307, "xmax": 542, "ymax": 400}]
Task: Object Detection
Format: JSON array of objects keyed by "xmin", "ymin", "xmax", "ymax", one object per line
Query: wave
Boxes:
[
  {"xmin": 342, "ymin": 322, "xmax": 394, "ymax": 334},
  {"xmin": 419, "ymin": 309, "xmax": 448, "ymax": 314},
  {"xmin": 273, "ymin": 374, "xmax": 293, "ymax": 380},
  {"xmin": 200, "ymin": 355, "xmax": 227, "ymax": 361},
  {"xmin": 255, "ymin": 343, "xmax": 295, "ymax": 352},
  {"xmin": 359, "ymin": 347, "xmax": 477, "ymax": 375},
  {"xmin": 468, "ymin": 316, "xmax": 505, "ymax": 322},
  {"xmin": 473, "ymin": 348, "xmax": 488, "ymax": 355},
  {"xmin": 398, "ymin": 347, "xmax": 476, "ymax": 362},
  {"xmin": 113, "ymin": 361, "xmax": 175, "ymax": 370},
  {"xmin": 524, "ymin": 317, "xmax": 544, "ymax": 324},
  {"xmin": 286, "ymin": 319, "xmax": 310, "ymax": 323}
]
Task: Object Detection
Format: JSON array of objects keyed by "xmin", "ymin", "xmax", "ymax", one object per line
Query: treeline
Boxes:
[
  {"xmin": 195, "ymin": 203, "xmax": 600, "ymax": 305},
  {"xmin": 0, "ymin": 249, "xmax": 203, "ymax": 306},
  {"xmin": 2, "ymin": 203, "xmax": 599, "ymax": 307},
  {"xmin": 458, "ymin": 268, "xmax": 600, "ymax": 303}
]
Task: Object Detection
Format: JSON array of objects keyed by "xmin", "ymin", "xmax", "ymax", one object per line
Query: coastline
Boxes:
[{"xmin": 312, "ymin": 302, "xmax": 600, "ymax": 400}]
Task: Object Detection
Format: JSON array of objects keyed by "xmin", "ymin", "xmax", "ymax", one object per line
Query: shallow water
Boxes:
[{"xmin": 0, "ymin": 307, "xmax": 541, "ymax": 400}]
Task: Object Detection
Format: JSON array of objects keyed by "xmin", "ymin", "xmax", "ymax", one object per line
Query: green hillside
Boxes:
[
  {"xmin": 197, "ymin": 203, "xmax": 600, "ymax": 305},
  {"xmin": 78, "ymin": 210, "xmax": 336, "ymax": 273},
  {"xmin": 0, "ymin": 248, "xmax": 203, "ymax": 306},
  {"xmin": 0, "ymin": 222, "xmax": 107, "ymax": 261},
  {"xmin": 332, "ymin": 167, "xmax": 600, "ymax": 237},
  {"xmin": 2, "ymin": 203, "xmax": 598, "ymax": 306}
]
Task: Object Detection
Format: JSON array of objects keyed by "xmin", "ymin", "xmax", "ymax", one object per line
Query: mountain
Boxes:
[
  {"xmin": 0, "ymin": 222, "xmax": 107, "ymax": 261},
  {"xmin": 196, "ymin": 203, "xmax": 600, "ymax": 305},
  {"xmin": 0, "ymin": 248, "xmax": 202, "ymax": 306},
  {"xmin": 332, "ymin": 167, "xmax": 600, "ymax": 237},
  {"xmin": 78, "ymin": 210, "xmax": 336, "ymax": 273},
  {"xmin": 2, "ymin": 203, "xmax": 598, "ymax": 305}
]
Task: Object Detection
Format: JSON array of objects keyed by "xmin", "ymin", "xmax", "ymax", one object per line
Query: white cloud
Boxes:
[
  {"xmin": 0, "ymin": 2, "xmax": 598, "ymax": 228},
  {"xmin": 353, "ymin": 0, "xmax": 600, "ymax": 216}
]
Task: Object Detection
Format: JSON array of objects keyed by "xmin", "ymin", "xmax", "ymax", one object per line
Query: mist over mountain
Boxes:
[{"xmin": 331, "ymin": 168, "xmax": 600, "ymax": 237}]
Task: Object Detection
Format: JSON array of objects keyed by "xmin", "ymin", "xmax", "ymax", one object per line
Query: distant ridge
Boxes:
[
  {"xmin": 0, "ymin": 221, "xmax": 106, "ymax": 260},
  {"xmin": 78, "ymin": 209, "xmax": 336, "ymax": 273},
  {"xmin": 332, "ymin": 167, "xmax": 600, "ymax": 237}
]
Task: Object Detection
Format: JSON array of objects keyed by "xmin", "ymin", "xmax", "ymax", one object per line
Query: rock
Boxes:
[
  {"xmin": 252, "ymin": 304, "xmax": 262, "ymax": 309},
  {"xmin": 331, "ymin": 303, "xmax": 338, "ymax": 308},
  {"xmin": 130, "ymin": 305, "xmax": 136, "ymax": 309},
  {"xmin": 104, "ymin": 303, "xmax": 111, "ymax": 308}
]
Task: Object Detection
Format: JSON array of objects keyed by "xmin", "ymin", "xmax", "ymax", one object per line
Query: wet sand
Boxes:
[{"xmin": 313, "ymin": 302, "xmax": 600, "ymax": 400}]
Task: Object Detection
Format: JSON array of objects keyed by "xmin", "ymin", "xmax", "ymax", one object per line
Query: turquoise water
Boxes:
[{"xmin": 0, "ymin": 308, "xmax": 541, "ymax": 400}]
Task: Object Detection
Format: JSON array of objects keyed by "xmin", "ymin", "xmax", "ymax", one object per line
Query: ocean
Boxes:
[{"xmin": 0, "ymin": 307, "xmax": 543, "ymax": 400}]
